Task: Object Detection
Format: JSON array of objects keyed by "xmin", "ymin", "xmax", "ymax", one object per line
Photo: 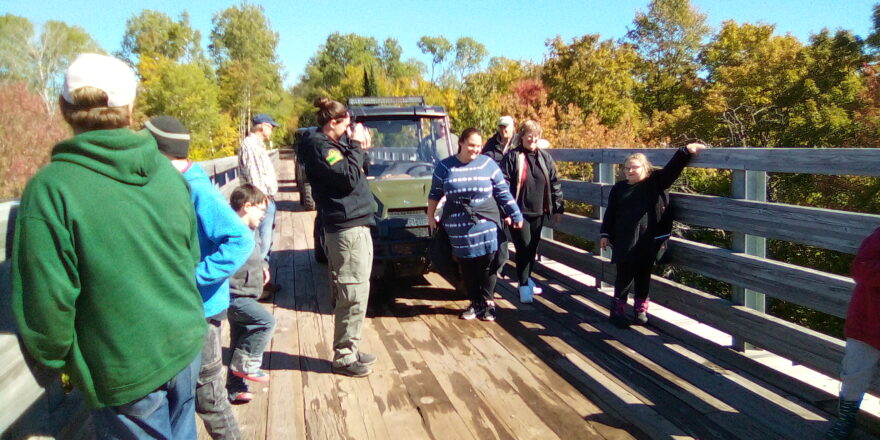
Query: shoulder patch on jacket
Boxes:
[{"xmin": 325, "ymin": 149, "xmax": 343, "ymax": 166}]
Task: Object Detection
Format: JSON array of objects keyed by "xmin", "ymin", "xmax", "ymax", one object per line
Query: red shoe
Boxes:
[
  {"xmin": 228, "ymin": 391, "xmax": 253, "ymax": 404},
  {"xmin": 231, "ymin": 369, "xmax": 270, "ymax": 382}
]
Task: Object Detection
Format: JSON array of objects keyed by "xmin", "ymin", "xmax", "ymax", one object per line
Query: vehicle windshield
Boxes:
[{"xmin": 362, "ymin": 117, "xmax": 453, "ymax": 179}]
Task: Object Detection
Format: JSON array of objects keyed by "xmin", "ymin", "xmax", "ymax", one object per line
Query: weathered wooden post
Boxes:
[
  {"xmin": 595, "ymin": 155, "xmax": 615, "ymax": 288},
  {"xmin": 731, "ymin": 164, "xmax": 767, "ymax": 351}
]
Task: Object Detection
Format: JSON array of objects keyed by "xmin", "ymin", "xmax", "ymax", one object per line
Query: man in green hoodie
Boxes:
[{"xmin": 11, "ymin": 53, "xmax": 206, "ymax": 439}]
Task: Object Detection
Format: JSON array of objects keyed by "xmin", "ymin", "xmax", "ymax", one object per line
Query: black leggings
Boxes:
[
  {"xmin": 510, "ymin": 215, "xmax": 545, "ymax": 285},
  {"xmin": 613, "ymin": 260, "xmax": 654, "ymax": 301},
  {"xmin": 458, "ymin": 253, "xmax": 498, "ymax": 306}
]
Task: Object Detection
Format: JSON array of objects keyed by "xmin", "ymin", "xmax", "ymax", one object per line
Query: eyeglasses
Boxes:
[{"xmin": 623, "ymin": 165, "xmax": 643, "ymax": 172}]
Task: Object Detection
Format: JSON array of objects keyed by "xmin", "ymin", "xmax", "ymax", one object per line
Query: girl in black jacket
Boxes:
[
  {"xmin": 500, "ymin": 120, "xmax": 565, "ymax": 303},
  {"xmin": 600, "ymin": 143, "xmax": 705, "ymax": 327}
]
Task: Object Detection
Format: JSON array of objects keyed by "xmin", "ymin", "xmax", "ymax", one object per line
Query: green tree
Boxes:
[
  {"xmin": 302, "ymin": 32, "xmax": 381, "ymax": 95},
  {"xmin": 417, "ymin": 35, "xmax": 452, "ymax": 85},
  {"xmin": 380, "ymin": 37, "xmax": 422, "ymax": 80},
  {"xmin": 0, "ymin": 15, "xmax": 102, "ymax": 114},
  {"xmin": 452, "ymin": 37, "xmax": 488, "ymax": 79},
  {"xmin": 210, "ymin": 3, "xmax": 283, "ymax": 136},
  {"xmin": 866, "ymin": 3, "xmax": 880, "ymax": 56},
  {"xmin": 700, "ymin": 21, "xmax": 802, "ymax": 146},
  {"xmin": 625, "ymin": 0, "xmax": 709, "ymax": 115},
  {"xmin": 542, "ymin": 34, "xmax": 642, "ymax": 126},
  {"xmin": 777, "ymin": 29, "xmax": 865, "ymax": 147},
  {"xmin": 455, "ymin": 57, "xmax": 532, "ymax": 132},
  {"xmin": 119, "ymin": 10, "xmax": 204, "ymax": 66},
  {"xmin": 137, "ymin": 57, "xmax": 229, "ymax": 158}
]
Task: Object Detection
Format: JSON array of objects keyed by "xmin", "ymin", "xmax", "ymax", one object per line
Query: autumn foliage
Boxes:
[{"xmin": 0, "ymin": 81, "xmax": 69, "ymax": 199}]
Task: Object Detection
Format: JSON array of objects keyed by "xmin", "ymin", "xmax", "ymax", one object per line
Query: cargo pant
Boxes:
[
  {"xmin": 196, "ymin": 319, "xmax": 241, "ymax": 439},
  {"xmin": 324, "ymin": 225, "xmax": 373, "ymax": 367}
]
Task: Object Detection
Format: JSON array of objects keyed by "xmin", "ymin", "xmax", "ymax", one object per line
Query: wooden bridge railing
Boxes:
[
  {"xmin": 0, "ymin": 150, "xmax": 279, "ymax": 439},
  {"xmin": 542, "ymin": 147, "xmax": 880, "ymax": 395}
]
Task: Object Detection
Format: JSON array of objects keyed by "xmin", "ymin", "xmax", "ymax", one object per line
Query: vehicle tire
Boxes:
[
  {"xmin": 313, "ymin": 215, "xmax": 327, "ymax": 263},
  {"xmin": 301, "ymin": 182, "xmax": 316, "ymax": 211},
  {"xmin": 297, "ymin": 162, "xmax": 317, "ymax": 211}
]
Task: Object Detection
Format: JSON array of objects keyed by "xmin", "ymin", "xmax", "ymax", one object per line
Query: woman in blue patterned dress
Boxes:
[{"xmin": 427, "ymin": 128, "xmax": 524, "ymax": 321}]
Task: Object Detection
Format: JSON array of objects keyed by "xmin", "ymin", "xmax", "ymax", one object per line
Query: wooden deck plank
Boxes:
[
  {"xmin": 525, "ymin": 269, "xmax": 831, "ymax": 440},
  {"xmin": 371, "ymin": 315, "xmax": 478, "ymax": 440},
  {"xmin": 421, "ymin": 277, "xmax": 635, "ymax": 437},
  {"xmin": 395, "ymin": 316, "xmax": 519, "ymax": 440},
  {"xmin": 189, "ymin": 157, "xmax": 857, "ymax": 440},
  {"xmin": 265, "ymin": 200, "xmax": 306, "ymax": 440},
  {"xmin": 484, "ymin": 272, "xmax": 692, "ymax": 440},
  {"xmin": 400, "ymin": 275, "xmax": 634, "ymax": 440}
]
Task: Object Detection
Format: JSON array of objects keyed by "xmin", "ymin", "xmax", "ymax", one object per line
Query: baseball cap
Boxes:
[
  {"xmin": 252, "ymin": 114, "xmax": 279, "ymax": 127},
  {"xmin": 498, "ymin": 116, "xmax": 514, "ymax": 127},
  {"xmin": 61, "ymin": 53, "xmax": 138, "ymax": 107}
]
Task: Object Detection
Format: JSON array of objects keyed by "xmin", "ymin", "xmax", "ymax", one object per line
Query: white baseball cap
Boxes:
[
  {"xmin": 498, "ymin": 115, "xmax": 514, "ymax": 127},
  {"xmin": 61, "ymin": 53, "xmax": 138, "ymax": 107}
]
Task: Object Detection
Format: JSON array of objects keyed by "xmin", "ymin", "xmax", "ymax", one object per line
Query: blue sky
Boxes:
[{"xmin": 5, "ymin": 0, "xmax": 877, "ymax": 87}]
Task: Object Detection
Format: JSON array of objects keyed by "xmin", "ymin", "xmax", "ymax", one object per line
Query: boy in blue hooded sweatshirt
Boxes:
[{"xmin": 148, "ymin": 116, "xmax": 254, "ymax": 439}]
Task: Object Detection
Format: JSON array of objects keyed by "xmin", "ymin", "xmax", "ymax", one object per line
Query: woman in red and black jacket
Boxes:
[
  {"xmin": 600, "ymin": 143, "xmax": 705, "ymax": 327},
  {"xmin": 500, "ymin": 120, "xmax": 565, "ymax": 303}
]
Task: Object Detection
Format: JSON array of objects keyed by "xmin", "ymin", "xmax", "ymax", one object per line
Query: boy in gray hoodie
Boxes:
[{"xmin": 225, "ymin": 184, "xmax": 277, "ymax": 403}]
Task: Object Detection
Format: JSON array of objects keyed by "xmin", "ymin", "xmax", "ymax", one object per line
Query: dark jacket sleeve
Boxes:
[
  {"xmin": 545, "ymin": 151, "xmax": 565, "ymax": 214},
  {"xmin": 303, "ymin": 135, "xmax": 368, "ymax": 194},
  {"xmin": 652, "ymin": 146, "xmax": 693, "ymax": 190},
  {"xmin": 499, "ymin": 150, "xmax": 515, "ymax": 186},
  {"xmin": 600, "ymin": 184, "xmax": 617, "ymax": 240},
  {"xmin": 852, "ymin": 228, "xmax": 880, "ymax": 288}
]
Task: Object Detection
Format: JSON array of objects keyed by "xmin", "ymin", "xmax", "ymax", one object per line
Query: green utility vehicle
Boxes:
[{"xmin": 294, "ymin": 96, "xmax": 456, "ymax": 280}]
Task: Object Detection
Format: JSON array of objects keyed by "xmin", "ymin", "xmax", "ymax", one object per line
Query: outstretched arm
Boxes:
[{"xmin": 653, "ymin": 143, "xmax": 706, "ymax": 190}]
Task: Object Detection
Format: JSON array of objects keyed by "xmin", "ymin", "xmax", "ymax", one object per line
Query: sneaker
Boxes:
[
  {"xmin": 633, "ymin": 298, "xmax": 649, "ymax": 325},
  {"xmin": 231, "ymin": 369, "xmax": 270, "ymax": 383},
  {"xmin": 527, "ymin": 278, "xmax": 543, "ymax": 295},
  {"xmin": 460, "ymin": 304, "xmax": 480, "ymax": 320},
  {"xmin": 332, "ymin": 360, "xmax": 372, "ymax": 377},
  {"xmin": 228, "ymin": 391, "xmax": 253, "ymax": 404},
  {"xmin": 609, "ymin": 298, "xmax": 630, "ymax": 328},
  {"xmin": 357, "ymin": 351, "xmax": 377, "ymax": 366},
  {"xmin": 479, "ymin": 304, "xmax": 497, "ymax": 322}
]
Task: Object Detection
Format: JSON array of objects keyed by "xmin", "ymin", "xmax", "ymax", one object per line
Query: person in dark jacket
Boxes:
[
  {"xmin": 600, "ymin": 143, "xmax": 705, "ymax": 327},
  {"xmin": 481, "ymin": 115, "xmax": 519, "ymax": 163},
  {"xmin": 825, "ymin": 227, "xmax": 880, "ymax": 439},
  {"xmin": 428, "ymin": 128, "xmax": 524, "ymax": 321},
  {"xmin": 500, "ymin": 120, "xmax": 564, "ymax": 303},
  {"xmin": 299, "ymin": 97, "xmax": 377, "ymax": 377},
  {"xmin": 225, "ymin": 184, "xmax": 276, "ymax": 404}
]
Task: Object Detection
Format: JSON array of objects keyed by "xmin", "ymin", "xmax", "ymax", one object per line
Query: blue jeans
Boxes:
[
  {"xmin": 92, "ymin": 355, "xmax": 201, "ymax": 440},
  {"xmin": 258, "ymin": 198, "xmax": 276, "ymax": 262},
  {"xmin": 226, "ymin": 296, "xmax": 276, "ymax": 392},
  {"xmin": 840, "ymin": 338, "xmax": 880, "ymax": 401}
]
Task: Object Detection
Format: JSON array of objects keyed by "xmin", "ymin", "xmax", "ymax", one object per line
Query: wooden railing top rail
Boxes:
[
  {"xmin": 549, "ymin": 147, "xmax": 880, "ymax": 177},
  {"xmin": 559, "ymin": 180, "xmax": 880, "ymax": 255}
]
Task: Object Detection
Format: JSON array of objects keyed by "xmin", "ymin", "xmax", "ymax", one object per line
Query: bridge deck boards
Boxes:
[{"xmin": 196, "ymin": 158, "xmax": 852, "ymax": 440}]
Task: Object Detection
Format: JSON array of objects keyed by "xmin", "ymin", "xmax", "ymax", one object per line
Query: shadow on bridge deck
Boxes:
[{"xmin": 200, "ymin": 158, "xmax": 869, "ymax": 440}]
